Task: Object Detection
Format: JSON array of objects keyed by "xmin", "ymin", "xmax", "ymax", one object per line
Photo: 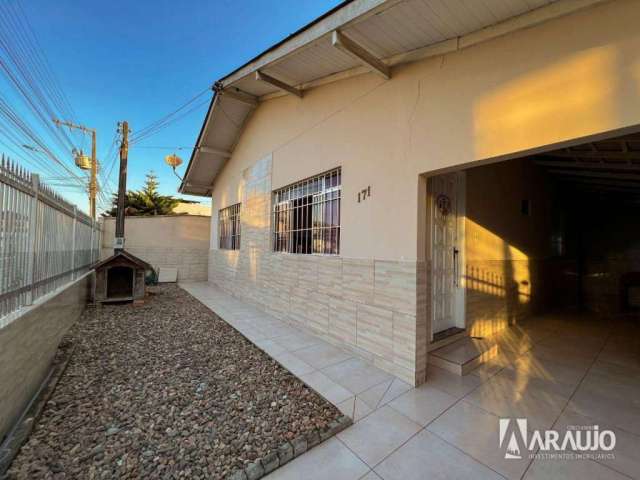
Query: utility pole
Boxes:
[
  {"xmin": 53, "ymin": 119, "xmax": 98, "ymax": 219},
  {"xmin": 114, "ymin": 121, "xmax": 129, "ymax": 252},
  {"xmin": 90, "ymin": 129, "xmax": 97, "ymax": 219}
]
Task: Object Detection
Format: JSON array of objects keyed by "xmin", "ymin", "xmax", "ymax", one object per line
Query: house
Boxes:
[
  {"xmin": 173, "ymin": 201, "xmax": 211, "ymax": 216},
  {"xmin": 179, "ymin": 0, "xmax": 640, "ymax": 386}
]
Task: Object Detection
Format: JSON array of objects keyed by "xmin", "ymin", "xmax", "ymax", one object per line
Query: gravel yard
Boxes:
[{"xmin": 7, "ymin": 284, "xmax": 341, "ymax": 479}]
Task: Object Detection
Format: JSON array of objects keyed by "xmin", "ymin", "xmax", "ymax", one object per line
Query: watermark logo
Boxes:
[
  {"xmin": 499, "ymin": 418, "xmax": 616, "ymax": 461},
  {"xmin": 499, "ymin": 418, "xmax": 527, "ymax": 459}
]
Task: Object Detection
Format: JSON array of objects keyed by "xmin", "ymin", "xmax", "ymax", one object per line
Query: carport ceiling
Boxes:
[{"xmin": 535, "ymin": 133, "xmax": 640, "ymax": 198}]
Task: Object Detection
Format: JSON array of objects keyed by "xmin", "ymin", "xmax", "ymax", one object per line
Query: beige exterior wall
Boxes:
[
  {"xmin": 209, "ymin": 156, "xmax": 420, "ymax": 384},
  {"xmin": 0, "ymin": 273, "xmax": 90, "ymax": 442},
  {"xmin": 208, "ymin": 0, "xmax": 640, "ymax": 384},
  {"xmin": 101, "ymin": 216, "xmax": 210, "ymax": 282}
]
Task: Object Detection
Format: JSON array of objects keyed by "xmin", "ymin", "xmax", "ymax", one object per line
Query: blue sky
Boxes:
[{"xmin": 11, "ymin": 0, "xmax": 342, "ymax": 213}]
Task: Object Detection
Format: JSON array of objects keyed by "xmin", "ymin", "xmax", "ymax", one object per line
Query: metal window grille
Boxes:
[
  {"xmin": 272, "ymin": 168, "xmax": 341, "ymax": 255},
  {"xmin": 218, "ymin": 203, "xmax": 241, "ymax": 250},
  {"xmin": 0, "ymin": 155, "xmax": 101, "ymax": 323}
]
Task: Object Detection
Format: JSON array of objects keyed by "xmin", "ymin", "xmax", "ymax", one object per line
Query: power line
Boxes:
[
  {"xmin": 0, "ymin": 94, "xmax": 84, "ymax": 182},
  {"xmin": 14, "ymin": 1, "xmax": 77, "ymax": 123},
  {"xmin": 131, "ymin": 145, "xmax": 196, "ymax": 150},
  {"xmin": 130, "ymin": 89, "xmax": 211, "ymax": 145},
  {"xmin": 0, "ymin": 5, "xmax": 77, "ymax": 154},
  {"xmin": 0, "ymin": 0, "xmax": 86, "ymax": 192}
]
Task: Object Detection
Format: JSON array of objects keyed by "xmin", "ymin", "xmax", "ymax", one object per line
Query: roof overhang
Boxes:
[{"xmin": 180, "ymin": 0, "xmax": 608, "ymax": 196}]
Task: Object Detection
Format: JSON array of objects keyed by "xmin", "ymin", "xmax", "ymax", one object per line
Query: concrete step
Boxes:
[{"xmin": 428, "ymin": 336, "xmax": 498, "ymax": 376}]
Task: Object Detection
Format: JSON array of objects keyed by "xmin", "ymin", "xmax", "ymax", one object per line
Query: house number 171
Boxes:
[{"xmin": 358, "ymin": 186, "xmax": 371, "ymax": 203}]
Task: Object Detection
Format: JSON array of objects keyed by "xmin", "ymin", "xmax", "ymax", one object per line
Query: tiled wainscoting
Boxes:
[{"xmin": 209, "ymin": 251, "xmax": 425, "ymax": 385}]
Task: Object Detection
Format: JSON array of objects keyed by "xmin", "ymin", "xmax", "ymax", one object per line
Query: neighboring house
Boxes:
[
  {"xmin": 179, "ymin": 0, "xmax": 640, "ymax": 386},
  {"xmin": 100, "ymin": 215, "xmax": 210, "ymax": 282},
  {"xmin": 173, "ymin": 201, "xmax": 211, "ymax": 216}
]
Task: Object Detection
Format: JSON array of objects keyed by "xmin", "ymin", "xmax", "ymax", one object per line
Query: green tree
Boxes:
[{"xmin": 104, "ymin": 171, "xmax": 181, "ymax": 216}]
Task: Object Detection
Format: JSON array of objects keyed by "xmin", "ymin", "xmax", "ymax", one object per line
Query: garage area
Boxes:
[
  {"xmin": 416, "ymin": 131, "xmax": 639, "ymax": 477},
  {"xmin": 428, "ymin": 130, "xmax": 640, "ymax": 351}
]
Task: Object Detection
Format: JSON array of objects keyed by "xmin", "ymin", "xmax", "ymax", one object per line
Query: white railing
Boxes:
[{"xmin": 0, "ymin": 155, "xmax": 101, "ymax": 321}]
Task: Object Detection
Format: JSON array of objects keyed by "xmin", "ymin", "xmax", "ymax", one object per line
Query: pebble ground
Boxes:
[{"xmin": 7, "ymin": 284, "xmax": 340, "ymax": 479}]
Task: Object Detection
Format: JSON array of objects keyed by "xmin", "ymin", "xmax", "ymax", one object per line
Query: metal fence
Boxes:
[{"xmin": 0, "ymin": 155, "xmax": 101, "ymax": 320}]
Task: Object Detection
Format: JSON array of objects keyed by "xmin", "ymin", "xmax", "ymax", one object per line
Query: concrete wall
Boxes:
[
  {"xmin": 100, "ymin": 216, "xmax": 210, "ymax": 282},
  {"xmin": 0, "ymin": 273, "xmax": 90, "ymax": 442},
  {"xmin": 208, "ymin": 0, "xmax": 640, "ymax": 384}
]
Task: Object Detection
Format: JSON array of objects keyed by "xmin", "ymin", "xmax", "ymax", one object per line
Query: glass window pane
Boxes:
[{"xmin": 272, "ymin": 168, "xmax": 341, "ymax": 255}]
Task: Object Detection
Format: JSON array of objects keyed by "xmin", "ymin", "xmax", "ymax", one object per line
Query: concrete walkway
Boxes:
[{"xmin": 180, "ymin": 282, "xmax": 640, "ymax": 480}]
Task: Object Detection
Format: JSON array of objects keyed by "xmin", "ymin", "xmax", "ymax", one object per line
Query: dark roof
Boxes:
[{"xmin": 94, "ymin": 250, "xmax": 153, "ymax": 271}]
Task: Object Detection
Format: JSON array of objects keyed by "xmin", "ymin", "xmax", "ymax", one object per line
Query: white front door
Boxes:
[{"xmin": 429, "ymin": 171, "xmax": 465, "ymax": 338}]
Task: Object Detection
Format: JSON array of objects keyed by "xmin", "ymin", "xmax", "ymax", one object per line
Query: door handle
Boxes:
[{"xmin": 453, "ymin": 247, "xmax": 459, "ymax": 287}]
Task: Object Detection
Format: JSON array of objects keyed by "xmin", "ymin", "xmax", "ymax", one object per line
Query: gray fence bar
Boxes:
[{"xmin": 0, "ymin": 155, "xmax": 101, "ymax": 321}]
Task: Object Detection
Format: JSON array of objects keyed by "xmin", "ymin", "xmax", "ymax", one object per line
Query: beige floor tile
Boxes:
[
  {"xmin": 353, "ymin": 397, "xmax": 375, "ymax": 422},
  {"xmin": 469, "ymin": 355, "xmax": 509, "ymax": 381},
  {"xmin": 501, "ymin": 352, "xmax": 587, "ymax": 398},
  {"xmin": 359, "ymin": 471, "xmax": 382, "ymax": 480},
  {"xmin": 583, "ymin": 360, "xmax": 640, "ymax": 400},
  {"xmin": 353, "ymin": 377, "xmax": 412, "ymax": 413},
  {"xmin": 337, "ymin": 396, "xmax": 356, "ymax": 418},
  {"xmin": 493, "ymin": 327, "xmax": 537, "ymax": 356},
  {"xmin": 557, "ymin": 407, "xmax": 640, "ymax": 479},
  {"xmin": 427, "ymin": 400, "xmax": 534, "ymax": 480},
  {"xmin": 464, "ymin": 369, "xmax": 568, "ymax": 429},
  {"xmin": 253, "ymin": 338, "xmax": 289, "ymax": 357},
  {"xmin": 264, "ymin": 438, "xmax": 369, "ymax": 480},
  {"xmin": 523, "ymin": 457, "xmax": 628, "ymax": 480},
  {"xmin": 388, "ymin": 384, "xmax": 458, "ymax": 426},
  {"xmin": 293, "ymin": 342, "xmax": 353, "ymax": 370},
  {"xmin": 299, "ymin": 370, "xmax": 354, "ymax": 405},
  {"xmin": 527, "ymin": 344, "xmax": 594, "ymax": 370},
  {"xmin": 337, "ymin": 406, "xmax": 421, "ymax": 467},
  {"xmin": 339, "ymin": 396, "xmax": 375, "ymax": 422},
  {"xmin": 431, "ymin": 336, "xmax": 497, "ymax": 365},
  {"xmin": 425, "ymin": 365, "xmax": 483, "ymax": 398},
  {"xmin": 273, "ymin": 331, "xmax": 323, "ymax": 352},
  {"xmin": 374, "ymin": 429, "xmax": 504, "ymax": 480},
  {"xmin": 569, "ymin": 385, "xmax": 640, "ymax": 436},
  {"xmin": 378, "ymin": 378, "xmax": 413, "ymax": 406},
  {"xmin": 598, "ymin": 343, "xmax": 640, "ymax": 370},
  {"xmin": 267, "ymin": 325, "xmax": 301, "ymax": 339},
  {"xmin": 272, "ymin": 351, "xmax": 316, "ymax": 376},
  {"xmin": 535, "ymin": 335, "xmax": 603, "ymax": 361},
  {"xmin": 357, "ymin": 381, "xmax": 393, "ymax": 410},
  {"xmin": 322, "ymin": 358, "xmax": 394, "ymax": 395}
]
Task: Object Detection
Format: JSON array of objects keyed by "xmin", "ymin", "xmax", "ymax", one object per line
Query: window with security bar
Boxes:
[
  {"xmin": 273, "ymin": 168, "xmax": 341, "ymax": 255},
  {"xmin": 218, "ymin": 203, "xmax": 241, "ymax": 250}
]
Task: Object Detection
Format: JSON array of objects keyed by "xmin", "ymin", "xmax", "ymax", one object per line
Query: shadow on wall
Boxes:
[{"xmin": 462, "ymin": 158, "xmax": 578, "ymax": 338}]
